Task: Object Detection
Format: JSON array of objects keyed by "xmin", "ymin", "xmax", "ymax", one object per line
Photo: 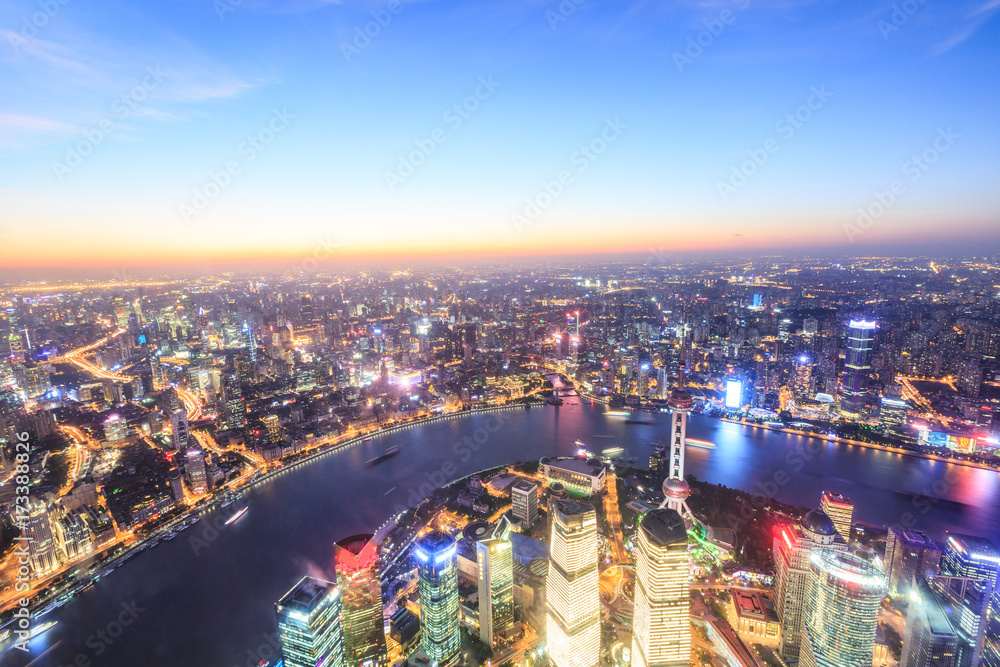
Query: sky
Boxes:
[{"xmin": 1, "ymin": 0, "xmax": 999, "ymax": 273}]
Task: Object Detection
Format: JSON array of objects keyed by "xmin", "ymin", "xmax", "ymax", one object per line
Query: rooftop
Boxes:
[{"xmin": 276, "ymin": 576, "xmax": 337, "ymax": 615}]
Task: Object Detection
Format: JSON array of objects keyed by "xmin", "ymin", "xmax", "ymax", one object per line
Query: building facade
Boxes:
[
  {"xmin": 631, "ymin": 508, "xmax": 690, "ymax": 667},
  {"xmin": 546, "ymin": 499, "xmax": 600, "ymax": 667},
  {"xmin": 275, "ymin": 576, "xmax": 346, "ymax": 667}
]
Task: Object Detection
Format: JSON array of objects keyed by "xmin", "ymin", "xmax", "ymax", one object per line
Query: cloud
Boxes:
[{"xmin": 932, "ymin": 0, "xmax": 1000, "ymax": 54}]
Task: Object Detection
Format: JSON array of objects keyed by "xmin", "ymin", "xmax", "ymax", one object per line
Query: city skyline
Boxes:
[{"xmin": 2, "ymin": 0, "xmax": 1000, "ymax": 271}]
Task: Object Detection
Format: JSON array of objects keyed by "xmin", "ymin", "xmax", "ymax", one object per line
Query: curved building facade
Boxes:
[
  {"xmin": 800, "ymin": 550, "xmax": 886, "ymax": 667},
  {"xmin": 546, "ymin": 499, "xmax": 600, "ymax": 667}
]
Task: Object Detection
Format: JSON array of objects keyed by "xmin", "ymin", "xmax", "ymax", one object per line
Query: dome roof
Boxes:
[
  {"xmin": 662, "ymin": 477, "xmax": 691, "ymax": 500},
  {"xmin": 802, "ymin": 510, "xmax": 837, "ymax": 536}
]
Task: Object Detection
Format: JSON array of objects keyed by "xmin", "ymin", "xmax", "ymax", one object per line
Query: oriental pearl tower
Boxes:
[{"xmin": 660, "ymin": 334, "xmax": 695, "ymax": 522}]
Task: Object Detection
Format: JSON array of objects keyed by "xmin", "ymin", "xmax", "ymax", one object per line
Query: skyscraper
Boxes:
[
  {"xmin": 819, "ymin": 490, "xmax": 853, "ymax": 543},
  {"xmin": 631, "ymin": 508, "xmax": 690, "ymax": 667},
  {"xmin": 170, "ymin": 410, "xmax": 190, "ymax": 450},
  {"xmin": 511, "ymin": 479, "xmax": 538, "ymax": 527},
  {"xmin": 185, "ymin": 447, "xmax": 208, "ymax": 494},
  {"xmin": 334, "ymin": 534, "xmax": 387, "ymax": 667},
  {"xmin": 773, "ymin": 511, "xmax": 848, "ymax": 661},
  {"xmin": 546, "ymin": 499, "xmax": 600, "ymax": 667},
  {"xmin": 23, "ymin": 500, "xmax": 60, "ymax": 576},
  {"xmin": 841, "ymin": 319, "xmax": 876, "ymax": 417},
  {"xmin": 799, "ymin": 550, "xmax": 887, "ymax": 667},
  {"xmin": 931, "ymin": 534, "xmax": 999, "ymax": 667},
  {"xmin": 900, "ymin": 577, "xmax": 960, "ymax": 667},
  {"xmin": 477, "ymin": 528, "xmax": 516, "ymax": 648},
  {"xmin": 415, "ymin": 530, "xmax": 460, "ymax": 666},
  {"xmin": 275, "ymin": 576, "xmax": 346, "ymax": 667},
  {"xmin": 222, "ymin": 373, "xmax": 246, "ymax": 430},
  {"xmin": 885, "ymin": 527, "xmax": 940, "ymax": 598}
]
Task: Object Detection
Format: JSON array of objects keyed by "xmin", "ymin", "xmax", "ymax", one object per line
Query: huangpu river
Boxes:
[{"xmin": 6, "ymin": 400, "xmax": 999, "ymax": 666}]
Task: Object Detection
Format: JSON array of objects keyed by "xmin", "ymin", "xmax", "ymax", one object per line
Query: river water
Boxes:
[{"xmin": 6, "ymin": 400, "xmax": 999, "ymax": 666}]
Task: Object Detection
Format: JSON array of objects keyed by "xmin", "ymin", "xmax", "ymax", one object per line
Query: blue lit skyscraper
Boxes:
[
  {"xmin": 415, "ymin": 530, "xmax": 460, "ymax": 666},
  {"xmin": 275, "ymin": 576, "xmax": 346, "ymax": 667},
  {"xmin": 841, "ymin": 319, "xmax": 876, "ymax": 417}
]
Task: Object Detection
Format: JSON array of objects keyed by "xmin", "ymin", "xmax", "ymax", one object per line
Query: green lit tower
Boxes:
[
  {"xmin": 415, "ymin": 530, "xmax": 460, "ymax": 666},
  {"xmin": 275, "ymin": 576, "xmax": 345, "ymax": 667}
]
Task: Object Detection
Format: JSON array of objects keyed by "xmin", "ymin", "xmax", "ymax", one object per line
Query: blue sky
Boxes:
[{"xmin": 1, "ymin": 0, "xmax": 998, "ymax": 269}]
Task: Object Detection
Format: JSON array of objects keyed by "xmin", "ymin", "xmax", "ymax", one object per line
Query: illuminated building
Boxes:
[
  {"xmin": 222, "ymin": 373, "xmax": 246, "ymax": 429},
  {"xmin": 930, "ymin": 534, "xmax": 1000, "ymax": 667},
  {"xmin": 819, "ymin": 491, "xmax": 853, "ymax": 543},
  {"xmin": 793, "ymin": 355, "xmax": 814, "ymax": 399},
  {"xmin": 242, "ymin": 321, "xmax": 257, "ymax": 362},
  {"xmin": 799, "ymin": 550, "xmax": 886, "ymax": 667},
  {"xmin": 334, "ymin": 534, "xmax": 387, "ymax": 667},
  {"xmin": 880, "ymin": 397, "xmax": 910, "ymax": 437},
  {"xmin": 415, "ymin": 530, "xmax": 460, "ymax": 666},
  {"xmin": 104, "ymin": 413, "xmax": 129, "ymax": 443},
  {"xmin": 900, "ymin": 577, "xmax": 960, "ymax": 667},
  {"xmin": 477, "ymin": 528, "xmax": 516, "ymax": 648},
  {"xmin": 724, "ymin": 377, "xmax": 742, "ymax": 411},
  {"xmin": 885, "ymin": 528, "xmax": 940, "ymax": 598},
  {"xmin": 170, "ymin": 410, "xmax": 190, "ymax": 450},
  {"xmin": 275, "ymin": 576, "xmax": 345, "ymax": 667},
  {"xmin": 52, "ymin": 507, "xmax": 94, "ymax": 561},
  {"xmin": 546, "ymin": 499, "xmax": 600, "ymax": 667},
  {"xmin": 772, "ymin": 511, "xmax": 847, "ymax": 661},
  {"xmin": 23, "ymin": 500, "xmax": 61, "ymax": 576},
  {"xmin": 659, "ymin": 349, "xmax": 694, "ymax": 521},
  {"xmin": 984, "ymin": 586, "xmax": 1000, "ymax": 667},
  {"xmin": 631, "ymin": 508, "xmax": 689, "ymax": 667},
  {"xmin": 540, "ymin": 458, "xmax": 606, "ymax": 495},
  {"xmin": 841, "ymin": 319, "xmax": 876, "ymax": 417},
  {"xmin": 185, "ymin": 447, "xmax": 208, "ymax": 494},
  {"xmin": 511, "ymin": 479, "xmax": 539, "ymax": 527}
]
